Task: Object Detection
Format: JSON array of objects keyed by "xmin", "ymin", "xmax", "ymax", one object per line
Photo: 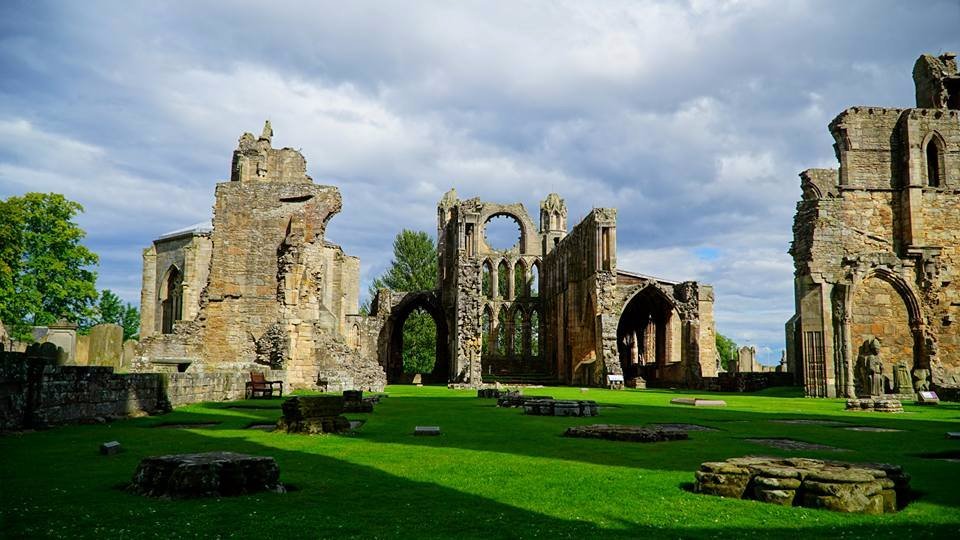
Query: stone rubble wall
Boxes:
[{"xmin": 0, "ymin": 352, "xmax": 292, "ymax": 431}]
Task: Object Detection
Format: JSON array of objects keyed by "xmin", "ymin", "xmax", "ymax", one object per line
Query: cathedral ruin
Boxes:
[
  {"xmin": 137, "ymin": 123, "xmax": 719, "ymax": 390},
  {"xmin": 787, "ymin": 53, "xmax": 960, "ymax": 398}
]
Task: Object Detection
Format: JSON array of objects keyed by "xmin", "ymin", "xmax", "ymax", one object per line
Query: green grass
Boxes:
[{"xmin": 2, "ymin": 386, "xmax": 959, "ymax": 539}]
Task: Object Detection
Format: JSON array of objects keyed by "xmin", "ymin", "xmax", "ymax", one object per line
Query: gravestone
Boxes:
[
  {"xmin": 88, "ymin": 323, "xmax": 123, "ymax": 368},
  {"xmin": 917, "ymin": 391, "xmax": 940, "ymax": 405},
  {"xmin": 670, "ymin": 397, "xmax": 727, "ymax": 407},
  {"xmin": 607, "ymin": 374, "xmax": 624, "ymax": 390}
]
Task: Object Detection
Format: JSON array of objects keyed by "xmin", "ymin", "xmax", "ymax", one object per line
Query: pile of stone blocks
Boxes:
[
  {"xmin": 694, "ymin": 456, "xmax": 911, "ymax": 514},
  {"xmin": 478, "ymin": 388, "xmax": 515, "ymax": 399},
  {"xmin": 845, "ymin": 398, "xmax": 904, "ymax": 413},
  {"xmin": 564, "ymin": 424, "xmax": 688, "ymax": 443},
  {"xmin": 276, "ymin": 396, "xmax": 350, "ymax": 434},
  {"xmin": 342, "ymin": 390, "xmax": 374, "ymax": 413},
  {"xmin": 130, "ymin": 451, "xmax": 283, "ymax": 498},
  {"xmin": 496, "ymin": 394, "xmax": 552, "ymax": 408},
  {"xmin": 523, "ymin": 399, "xmax": 598, "ymax": 417}
]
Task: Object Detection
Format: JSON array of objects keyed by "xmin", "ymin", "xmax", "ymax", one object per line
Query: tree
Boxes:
[
  {"xmin": 716, "ymin": 332, "xmax": 739, "ymax": 372},
  {"xmin": 369, "ymin": 230, "xmax": 438, "ymax": 374},
  {"xmin": 0, "ymin": 193, "xmax": 99, "ymax": 340},
  {"xmin": 83, "ymin": 289, "xmax": 140, "ymax": 340}
]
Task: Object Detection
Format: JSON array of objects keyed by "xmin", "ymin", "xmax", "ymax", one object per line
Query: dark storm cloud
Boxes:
[{"xmin": 1, "ymin": 0, "xmax": 957, "ymax": 363}]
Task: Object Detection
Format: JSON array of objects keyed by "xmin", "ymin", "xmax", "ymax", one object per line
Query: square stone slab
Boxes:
[
  {"xmin": 671, "ymin": 398, "xmax": 726, "ymax": 407},
  {"xmin": 947, "ymin": 432, "xmax": 960, "ymax": 440},
  {"xmin": 414, "ymin": 426, "xmax": 441, "ymax": 436}
]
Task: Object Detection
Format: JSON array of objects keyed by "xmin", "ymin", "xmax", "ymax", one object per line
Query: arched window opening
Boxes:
[
  {"xmin": 530, "ymin": 261, "xmax": 540, "ymax": 297},
  {"xmin": 401, "ymin": 307, "xmax": 437, "ymax": 375},
  {"xmin": 481, "ymin": 306, "xmax": 492, "ymax": 356},
  {"xmin": 497, "ymin": 260, "xmax": 509, "ymax": 299},
  {"xmin": 513, "ymin": 308, "xmax": 524, "ymax": 357},
  {"xmin": 482, "ymin": 261, "xmax": 493, "ymax": 298},
  {"xmin": 354, "ymin": 324, "xmax": 362, "ymax": 352},
  {"xmin": 496, "ymin": 309, "xmax": 508, "ymax": 355},
  {"xmin": 926, "ymin": 136, "xmax": 943, "ymax": 187},
  {"xmin": 161, "ymin": 266, "xmax": 183, "ymax": 334},
  {"xmin": 483, "ymin": 214, "xmax": 522, "ymax": 251},
  {"xmin": 529, "ymin": 310, "xmax": 540, "ymax": 357},
  {"xmin": 514, "ymin": 261, "xmax": 526, "ymax": 298}
]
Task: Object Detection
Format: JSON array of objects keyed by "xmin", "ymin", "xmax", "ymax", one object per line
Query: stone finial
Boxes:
[
  {"xmin": 260, "ymin": 120, "xmax": 273, "ymax": 143},
  {"xmin": 540, "ymin": 193, "xmax": 567, "ymax": 216}
]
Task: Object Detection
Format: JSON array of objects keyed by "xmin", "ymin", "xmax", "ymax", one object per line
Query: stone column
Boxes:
[
  {"xmin": 507, "ymin": 260, "xmax": 516, "ymax": 300},
  {"xmin": 490, "ymin": 264, "xmax": 499, "ymax": 299}
]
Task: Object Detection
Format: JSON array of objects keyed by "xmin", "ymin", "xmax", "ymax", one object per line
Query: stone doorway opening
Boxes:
[
  {"xmin": 616, "ymin": 287, "xmax": 681, "ymax": 385},
  {"xmin": 384, "ymin": 293, "xmax": 450, "ymax": 384}
]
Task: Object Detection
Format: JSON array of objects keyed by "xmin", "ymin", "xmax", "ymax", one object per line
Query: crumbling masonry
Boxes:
[
  {"xmin": 138, "ymin": 123, "xmax": 386, "ymax": 391},
  {"xmin": 139, "ymin": 124, "xmax": 718, "ymax": 390},
  {"xmin": 787, "ymin": 53, "xmax": 960, "ymax": 398}
]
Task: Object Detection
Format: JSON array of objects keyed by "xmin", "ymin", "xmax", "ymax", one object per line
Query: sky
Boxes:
[{"xmin": 1, "ymin": 1, "xmax": 957, "ymax": 364}]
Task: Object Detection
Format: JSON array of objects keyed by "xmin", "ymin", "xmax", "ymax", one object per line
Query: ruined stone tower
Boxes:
[
  {"xmin": 788, "ymin": 53, "xmax": 960, "ymax": 398},
  {"xmin": 139, "ymin": 123, "xmax": 385, "ymax": 391}
]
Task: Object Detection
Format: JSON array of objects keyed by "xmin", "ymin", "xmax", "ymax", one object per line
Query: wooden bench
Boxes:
[{"xmin": 245, "ymin": 372, "xmax": 283, "ymax": 399}]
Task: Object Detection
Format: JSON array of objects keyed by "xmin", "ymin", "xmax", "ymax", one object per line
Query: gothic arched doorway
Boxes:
[
  {"xmin": 616, "ymin": 286, "xmax": 679, "ymax": 384},
  {"xmin": 382, "ymin": 292, "xmax": 451, "ymax": 384}
]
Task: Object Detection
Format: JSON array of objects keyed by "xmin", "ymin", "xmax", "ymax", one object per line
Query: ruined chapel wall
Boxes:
[
  {"xmin": 830, "ymin": 108, "xmax": 905, "ymax": 189},
  {"xmin": 542, "ymin": 209, "xmax": 616, "ymax": 384}
]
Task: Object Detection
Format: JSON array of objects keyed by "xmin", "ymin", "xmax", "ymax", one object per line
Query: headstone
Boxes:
[
  {"xmin": 414, "ymin": 426, "xmax": 441, "ymax": 436},
  {"xmin": 100, "ymin": 441, "xmax": 122, "ymax": 455},
  {"xmin": 88, "ymin": 323, "xmax": 123, "ymax": 368},
  {"xmin": 917, "ymin": 391, "xmax": 940, "ymax": 405},
  {"xmin": 946, "ymin": 432, "xmax": 960, "ymax": 440}
]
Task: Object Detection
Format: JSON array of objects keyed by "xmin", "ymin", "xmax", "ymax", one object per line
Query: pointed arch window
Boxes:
[
  {"xmin": 530, "ymin": 261, "xmax": 540, "ymax": 297},
  {"xmin": 513, "ymin": 307, "xmax": 524, "ymax": 357},
  {"xmin": 926, "ymin": 133, "xmax": 945, "ymax": 188},
  {"xmin": 529, "ymin": 310, "xmax": 540, "ymax": 357},
  {"xmin": 496, "ymin": 308, "xmax": 508, "ymax": 355},
  {"xmin": 482, "ymin": 261, "xmax": 493, "ymax": 298},
  {"xmin": 481, "ymin": 306, "xmax": 492, "ymax": 355},
  {"xmin": 497, "ymin": 260, "xmax": 509, "ymax": 299},
  {"xmin": 161, "ymin": 266, "xmax": 183, "ymax": 334}
]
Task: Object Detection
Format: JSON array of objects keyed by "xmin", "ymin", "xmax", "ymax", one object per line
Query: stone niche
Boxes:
[{"xmin": 694, "ymin": 456, "xmax": 911, "ymax": 514}]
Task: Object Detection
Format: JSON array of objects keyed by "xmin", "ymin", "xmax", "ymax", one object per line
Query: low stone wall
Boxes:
[
  {"xmin": 1, "ymin": 352, "xmax": 288, "ymax": 430},
  {"xmin": 1, "ymin": 355, "xmax": 166, "ymax": 430},
  {"xmin": 165, "ymin": 370, "xmax": 285, "ymax": 408}
]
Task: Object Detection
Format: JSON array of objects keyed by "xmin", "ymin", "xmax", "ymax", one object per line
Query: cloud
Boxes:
[{"xmin": 0, "ymin": 0, "xmax": 956, "ymax": 361}]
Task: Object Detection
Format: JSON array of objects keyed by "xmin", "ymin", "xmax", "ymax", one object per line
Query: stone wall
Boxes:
[
  {"xmin": 0, "ymin": 352, "xmax": 295, "ymax": 430},
  {"xmin": 788, "ymin": 53, "xmax": 960, "ymax": 398},
  {"xmin": 137, "ymin": 123, "xmax": 385, "ymax": 392}
]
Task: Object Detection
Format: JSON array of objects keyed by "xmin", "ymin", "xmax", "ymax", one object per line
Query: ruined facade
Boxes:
[
  {"xmin": 138, "ymin": 123, "xmax": 385, "ymax": 391},
  {"xmin": 361, "ymin": 190, "xmax": 717, "ymax": 387},
  {"xmin": 788, "ymin": 53, "xmax": 960, "ymax": 398}
]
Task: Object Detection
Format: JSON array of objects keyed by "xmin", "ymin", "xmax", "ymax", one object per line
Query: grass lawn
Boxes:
[{"xmin": 2, "ymin": 385, "xmax": 959, "ymax": 539}]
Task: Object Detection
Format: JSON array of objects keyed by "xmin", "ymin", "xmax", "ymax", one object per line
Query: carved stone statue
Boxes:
[
  {"xmin": 892, "ymin": 361, "xmax": 912, "ymax": 394},
  {"xmin": 856, "ymin": 338, "xmax": 884, "ymax": 397},
  {"xmin": 912, "ymin": 368, "xmax": 931, "ymax": 392}
]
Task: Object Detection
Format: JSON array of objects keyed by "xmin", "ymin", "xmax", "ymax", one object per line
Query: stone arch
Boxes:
[
  {"xmin": 482, "ymin": 260, "xmax": 493, "ymax": 298},
  {"xmin": 923, "ymin": 130, "xmax": 946, "ymax": 187},
  {"xmin": 616, "ymin": 285, "xmax": 677, "ymax": 383},
  {"xmin": 514, "ymin": 259, "xmax": 527, "ymax": 298},
  {"xmin": 528, "ymin": 308, "xmax": 540, "ymax": 357},
  {"xmin": 849, "ymin": 269, "xmax": 922, "ymax": 391},
  {"xmin": 497, "ymin": 259, "xmax": 509, "ymax": 299},
  {"xmin": 159, "ymin": 265, "xmax": 183, "ymax": 334},
  {"xmin": 476, "ymin": 205, "xmax": 539, "ymax": 255},
  {"xmin": 379, "ymin": 291, "xmax": 450, "ymax": 384},
  {"xmin": 482, "ymin": 212, "xmax": 525, "ymax": 252},
  {"xmin": 530, "ymin": 260, "xmax": 541, "ymax": 297},
  {"xmin": 512, "ymin": 304, "xmax": 525, "ymax": 357}
]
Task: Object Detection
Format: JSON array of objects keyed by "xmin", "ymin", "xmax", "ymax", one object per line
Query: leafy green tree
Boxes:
[
  {"xmin": 0, "ymin": 193, "xmax": 98, "ymax": 340},
  {"xmin": 83, "ymin": 289, "xmax": 140, "ymax": 340},
  {"xmin": 716, "ymin": 332, "xmax": 739, "ymax": 372},
  {"xmin": 369, "ymin": 230, "xmax": 438, "ymax": 374}
]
